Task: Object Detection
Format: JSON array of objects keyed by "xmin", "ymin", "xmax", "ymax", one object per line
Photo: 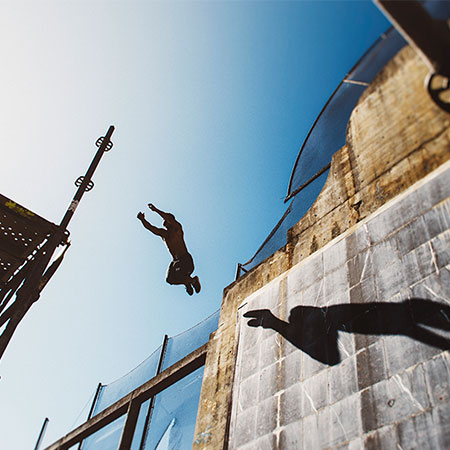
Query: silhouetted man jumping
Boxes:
[{"xmin": 137, "ymin": 203, "xmax": 201, "ymax": 296}]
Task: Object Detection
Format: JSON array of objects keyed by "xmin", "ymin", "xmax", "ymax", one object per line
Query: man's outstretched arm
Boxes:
[
  {"xmin": 148, "ymin": 203, "xmax": 176, "ymax": 223},
  {"xmin": 137, "ymin": 212, "xmax": 167, "ymax": 237}
]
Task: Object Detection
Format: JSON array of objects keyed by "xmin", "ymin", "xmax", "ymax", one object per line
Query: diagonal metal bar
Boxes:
[{"xmin": 44, "ymin": 342, "xmax": 208, "ymax": 450}]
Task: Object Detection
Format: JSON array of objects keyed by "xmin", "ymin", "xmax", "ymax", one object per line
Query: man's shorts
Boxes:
[{"xmin": 166, "ymin": 253, "xmax": 194, "ymax": 285}]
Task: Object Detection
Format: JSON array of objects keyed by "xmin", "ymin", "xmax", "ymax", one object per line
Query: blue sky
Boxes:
[{"xmin": 0, "ymin": 1, "xmax": 390, "ymax": 448}]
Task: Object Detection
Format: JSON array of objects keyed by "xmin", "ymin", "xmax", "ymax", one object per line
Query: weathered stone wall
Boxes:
[
  {"xmin": 193, "ymin": 45, "xmax": 450, "ymax": 449},
  {"xmin": 229, "ymin": 162, "xmax": 450, "ymax": 448}
]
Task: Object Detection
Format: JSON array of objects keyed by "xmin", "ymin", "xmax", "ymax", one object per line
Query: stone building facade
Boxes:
[{"xmin": 193, "ymin": 45, "xmax": 450, "ymax": 449}]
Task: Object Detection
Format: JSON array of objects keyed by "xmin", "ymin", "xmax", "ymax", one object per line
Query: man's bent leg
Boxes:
[
  {"xmin": 166, "ymin": 261, "xmax": 186, "ymax": 285},
  {"xmin": 166, "ymin": 259, "xmax": 195, "ymax": 295}
]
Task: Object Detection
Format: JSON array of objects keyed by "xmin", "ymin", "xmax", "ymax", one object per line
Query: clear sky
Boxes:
[{"xmin": 0, "ymin": 1, "xmax": 389, "ymax": 448}]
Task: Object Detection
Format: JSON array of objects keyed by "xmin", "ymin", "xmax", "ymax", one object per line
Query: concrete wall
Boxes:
[
  {"xmin": 229, "ymin": 162, "xmax": 450, "ymax": 448},
  {"xmin": 193, "ymin": 45, "xmax": 450, "ymax": 449}
]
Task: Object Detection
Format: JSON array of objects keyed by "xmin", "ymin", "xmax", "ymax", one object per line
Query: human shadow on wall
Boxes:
[{"xmin": 243, "ymin": 298, "xmax": 450, "ymax": 366}]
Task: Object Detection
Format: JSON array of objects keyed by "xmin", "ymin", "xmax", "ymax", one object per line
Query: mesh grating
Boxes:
[{"xmin": 0, "ymin": 193, "xmax": 58, "ymax": 286}]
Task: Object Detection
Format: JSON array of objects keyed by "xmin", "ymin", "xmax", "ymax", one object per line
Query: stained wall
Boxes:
[{"xmin": 193, "ymin": 45, "xmax": 450, "ymax": 449}]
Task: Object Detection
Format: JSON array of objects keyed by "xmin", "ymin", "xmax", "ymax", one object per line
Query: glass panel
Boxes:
[
  {"xmin": 347, "ymin": 28, "xmax": 405, "ymax": 83},
  {"xmin": 131, "ymin": 399, "xmax": 152, "ymax": 450},
  {"xmin": 162, "ymin": 311, "xmax": 219, "ymax": 371},
  {"xmin": 141, "ymin": 366, "xmax": 205, "ymax": 450},
  {"xmin": 238, "ymin": 170, "xmax": 329, "ymax": 276},
  {"xmin": 93, "ymin": 345, "xmax": 162, "ymax": 414},
  {"xmin": 82, "ymin": 415, "xmax": 126, "ymax": 450}
]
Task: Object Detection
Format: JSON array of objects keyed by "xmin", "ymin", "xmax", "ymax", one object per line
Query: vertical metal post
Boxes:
[
  {"xmin": 117, "ymin": 400, "xmax": 142, "ymax": 450},
  {"xmin": 34, "ymin": 417, "xmax": 49, "ymax": 450},
  {"xmin": 77, "ymin": 383, "xmax": 102, "ymax": 450},
  {"xmin": 138, "ymin": 334, "xmax": 170, "ymax": 450}
]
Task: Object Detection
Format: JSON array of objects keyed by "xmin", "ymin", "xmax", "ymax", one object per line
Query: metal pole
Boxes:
[
  {"xmin": 34, "ymin": 417, "xmax": 50, "ymax": 450},
  {"xmin": 138, "ymin": 335, "xmax": 170, "ymax": 450},
  {"xmin": 59, "ymin": 125, "xmax": 115, "ymax": 231},
  {"xmin": 0, "ymin": 126, "xmax": 115, "ymax": 361},
  {"xmin": 78, "ymin": 383, "xmax": 103, "ymax": 450},
  {"xmin": 117, "ymin": 400, "xmax": 142, "ymax": 450}
]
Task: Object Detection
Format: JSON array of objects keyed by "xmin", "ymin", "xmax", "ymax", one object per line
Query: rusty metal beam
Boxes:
[
  {"xmin": 117, "ymin": 400, "xmax": 141, "ymax": 450},
  {"xmin": 45, "ymin": 342, "xmax": 208, "ymax": 450}
]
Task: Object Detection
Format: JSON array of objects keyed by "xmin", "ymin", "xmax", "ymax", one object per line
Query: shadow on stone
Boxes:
[{"xmin": 244, "ymin": 298, "xmax": 450, "ymax": 365}]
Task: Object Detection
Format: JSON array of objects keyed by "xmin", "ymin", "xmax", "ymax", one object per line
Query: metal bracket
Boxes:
[
  {"xmin": 74, "ymin": 176, "xmax": 94, "ymax": 192},
  {"xmin": 426, "ymin": 72, "xmax": 450, "ymax": 114}
]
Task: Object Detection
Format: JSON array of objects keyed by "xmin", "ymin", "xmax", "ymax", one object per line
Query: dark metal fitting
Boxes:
[
  {"xmin": 74, "ymin": 176, "xmax": 94, "ymax": 191},
  {"xmin": 426, "ymin": 72, "xmax": 450, "ymax": 114},
  {"xmin": 96, "ymin": 136, "xmax": 114, "ymax": 152}
]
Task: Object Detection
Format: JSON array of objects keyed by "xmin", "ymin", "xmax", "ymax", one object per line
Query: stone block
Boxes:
[
  {"xmin": 384, "ymin": 334, "xmax": 419, "ymax": 377},
  {"xmin": 360, "ymin": 364, "xmax": 429, "ymax": 433},
  {"xmin": 253, "ymin": 433, "xmax": 277, "ymax": 450},
  {"xmin": 282, "ymin": 349, "xmax": 302, "ymax": 385},
  {"xmin": 237, "ymin": 373, "xmax": 259, "ymax": 414},
  {"xmin": 412, "ymin": 272, "xmax": 445, "ymax": 303},
  {"xmin": 302, "ymin": 347, "xmax": 328, "ymax": 381},
  {"xmin": 258, "ymin": 362, "xmax": 281, "ymax": 402},
  {"xmin": 423, "ymin": 353, "xmax": 450, "ymax": 407},
  {"xmin": 302, "ymin": 278, "xmax": 325, "ymax": 308},
  {"xmin": 346, "ymin": 249, "xmax": 373, "ymax": 288},
  {"xmin": 239, "ymin": 308, "xmax": 264, "ymax": 350},
  {"xmin": 417, "ymin": 166, "xmax": 450, "ymax": 212},
  {"xmin": 232, "ymin": 405, "xmax": 257, "ymax": 448},
  {"xmin": 349, "ymin": 276, "xmax": 377, "ymax": 306},
  {"xmin": 363, "ymin": 425, "xmax": 398, "ymax": 450},
  {"xmin": 247, "ymin": 281, "xmax": 281, "ymax": 313},
  {"xmin": 329, "ymin": 355, "xmax": 358, "ymax": 404},
  {"xmin": 328, "ymin": 394, "xmax": 362, "ymax": 447},
  {"xmin": 439, "ymin": 265, "xmax": 450, "ymax": 299},
  {"xmin": 324, "ymin": 265, "xmax": 349, "ymax": 305},
  {"xmin": 285, "ymin": 290, "xmax": 303, "ymax": 320},
  {"xmin": 366, "ymin": 190, "xmax": 421, "ymax": 244},
  {"xmin": 401, "ymin": 242, "xmax": 434, "ymax": 287},
  {"xmin": 345, "ymin": 224, "xmax": 371, "ymax": 260},
  {"xmin": 336, "ymin": 325, "xmax": 356, "ymax": 361},
  {"xmin": 301, "ymin": 368, "xmax": 329, "ymax": 416},
  {"xmin": 259, "ymin": 333, "xmax": 282, "ymax": 370},
  {"xmin": 396, "ymin": 411, "xmax": 441, "ymax": 450},
  {"xmin": 430, "ymin": 230, "xmax": 450, "ymax": 270},
  {"xmin": 291, "ymin": 251, "xmax": 324, "ymax": 292},
  {"xmin": 375, "ymin": 260, "xmax": 407, "ymax": 301},
  {"xmin": 423, "ymin": 202, "xmax": 449, "ymax": 241},
  {"xmin": 323, "ymin": 235, "xmax": 348, "ymax": 274},
  {"xmin": 280, "ymin": 382, "xmax": 303, "ymax": 427},
  {"xmin": 395, "ymin": 215, "xmax": 430, "ymax": 257},
  {"xmin": 279, "ymin": 420, "xmax": 302, "ymax": 450},
  {"xmin": 317, "ymin": 406, "xmax": 332, "ymax": 449},
  {"xmin": 286, "ymin": 264, "xmax": 304, "ymax": 299},
  {"xmin": 371, "ymin": 238, "xmax": 400, "ymax": 271},
  {"xmin": 356, "ymin": 340, "xmax": 387, "ymax": 391},
  {"xmin": 302, "ymin": 413, "xmax": 321, "ymax": 449},
  {"xmin": 347, "ymin": 438, "xmax": 363, "ymax": 450},
  {"xmin": 282, "ymin": 334, "xmax": 300, "ymax": 358},
  {"xmin": 238, "ymin": 346, "xmax": 260, "ymax": 382},
  {"xmin": 431, "ymin": 401, "xmax": 450, "ymax": 449},
  {"xmin": 413, "ymin": 312, "xmax": 450, "ymax": 364},
  {"xmin": 256, "ymin": 395, "xmax": 278, "ymax": 437}
]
